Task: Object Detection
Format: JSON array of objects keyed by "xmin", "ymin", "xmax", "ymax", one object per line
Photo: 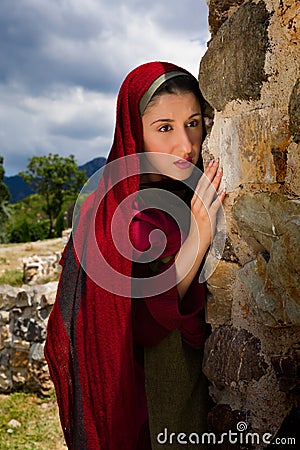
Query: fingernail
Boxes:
[{"xmin": 209, "ymin": 159, "xmax": 214, "ymax": 167}]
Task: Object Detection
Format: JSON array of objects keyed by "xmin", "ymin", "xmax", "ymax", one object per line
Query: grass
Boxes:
[
  {"xmin": 0, "ymin": 269, "xmax": 59, "ymax": 287},
  {"xmin": 0, "ymin": 391, "xmax": 66, "ymax": 449},
  {"xmin": 0, "ymin": 269, "xmax": 24, "ymax": 286}
]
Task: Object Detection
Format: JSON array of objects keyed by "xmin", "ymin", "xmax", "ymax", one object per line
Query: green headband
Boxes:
[{"xmin": 139, "ymin": 70, "xmax": 187, "ymax": 116}]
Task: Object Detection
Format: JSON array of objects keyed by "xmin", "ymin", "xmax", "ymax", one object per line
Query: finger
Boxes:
[
  {"xmin": 211, "ymin": 167, "xmax": 223, "ymax": 192},
  {"xmin": 204, "ymin": 159, "xmax": 220, "ymax": 178},
  {"xmin": 192, "ymin": 183, "xmax": 225, "ymax": 221},
  {"xmin": 209, "ymin": 189, "xmax": 226, "ymax": 213},
  {"xmin": 192, "ymin": 167, "xmax": 223, "ymax": 208},
  {"xmin": 205, "ymin": 178, "xmax": 223, "ymax": 210},
  {"xmin": 195, "ymin": 159, "xmax": 221, "ymax": 195}
]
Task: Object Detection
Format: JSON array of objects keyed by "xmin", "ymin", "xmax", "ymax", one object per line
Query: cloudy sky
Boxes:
[{"xmin": 0, "ymin": 0, "xmax": 210, "ymax": 176}]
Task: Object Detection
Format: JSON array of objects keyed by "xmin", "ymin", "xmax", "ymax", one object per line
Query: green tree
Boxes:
[
  {"xmin": 0, "ymin": 156, "xmax": 11, "ymax": 242},
  {"xmin": 20, "ymin": 153, "xmax": 87, "ymax": 237}
]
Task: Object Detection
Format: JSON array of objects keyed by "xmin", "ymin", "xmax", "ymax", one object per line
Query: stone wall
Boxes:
[
  {"xmin": 199, "ymin": 0, "xmax": 299, "ymax": 445},
  {"xmin": 0, "ymin": 282, "xmax": 57, "ymax": 394}
]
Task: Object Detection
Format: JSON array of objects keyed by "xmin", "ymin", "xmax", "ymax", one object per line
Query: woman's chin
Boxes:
[{"xmin": 166, "ymin": 167, "xmax": 194, "ymax": 181}]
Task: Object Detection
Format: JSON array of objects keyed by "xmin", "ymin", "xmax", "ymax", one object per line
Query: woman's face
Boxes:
[{"xmin": 141, "ymin": 92, "xmax": 203, "ymax": 181}]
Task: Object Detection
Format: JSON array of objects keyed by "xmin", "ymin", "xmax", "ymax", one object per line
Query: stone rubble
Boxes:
[{"xmin": 22, "ymin": 253, "xmax": 61, "ymax": 284}]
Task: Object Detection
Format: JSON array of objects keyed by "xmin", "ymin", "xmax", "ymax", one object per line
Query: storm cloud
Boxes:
[{"xmin": 0, "ymin": 0, "xmax": 209, "ymax": 175}]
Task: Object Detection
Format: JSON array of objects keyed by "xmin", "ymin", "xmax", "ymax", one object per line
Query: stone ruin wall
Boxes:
[
  {"xmin": 199, "ymin": 0, "xmax": 299, "ymax": 445},
  {"xmin": 0, "ymin": 282, "xmax": 57, "ymax": 394},
  {"xmin": 0, "ymin": 253, "xmax": 61, "ymax": 394},
  {"xmin": 0, "ymin": 239, "xmax": 67, "ymax": 393}
]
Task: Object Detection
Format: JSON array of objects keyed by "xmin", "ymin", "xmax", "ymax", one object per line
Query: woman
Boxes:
[{"xmin": 45, "ymin": 61, "xmax": 225, "ymax": 450}]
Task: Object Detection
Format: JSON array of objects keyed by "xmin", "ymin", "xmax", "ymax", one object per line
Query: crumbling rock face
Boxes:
[{"xmin": 199, "ymin": 0, "xmax": 300, "ymax": 446}]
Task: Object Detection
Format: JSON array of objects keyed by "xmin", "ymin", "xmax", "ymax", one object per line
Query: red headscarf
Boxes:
[{"xmin": 45, "ymin": 61, "xmax": 193, "ymax": 450}]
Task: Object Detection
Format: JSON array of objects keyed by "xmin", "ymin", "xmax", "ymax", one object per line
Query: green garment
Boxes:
[{"xmin": 145, "ymin": 329, "xmax": 212, "ymax": 450}]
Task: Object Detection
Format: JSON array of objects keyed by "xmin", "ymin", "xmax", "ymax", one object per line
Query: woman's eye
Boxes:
[
  {"xmin": 158, "ymin": 124, "xmax": 172, "ymax": 132},
  {"xmin": 187, "ymin": 119, "xmax": 199, "ymax": 128}
]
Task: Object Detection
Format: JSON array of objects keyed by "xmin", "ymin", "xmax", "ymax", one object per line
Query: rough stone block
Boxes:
[
  {"xmin": 207, "ymin": 258, "xmax": 240, "ymax": 290},
  {"xmin": 289, "ymin": 79, "xmax": 300, "ymax": 143},
  {"xmin": 0, "ymin": 286, "xmax": 18, "ymax": 310},
  {"xmin": 213, "ymin": 109, "xmax": 292, "ymax": 190},
  {"xmin": 37, "ymin": 282, "xmax": 58, "ymax": 307},
  {"xmin": 29, "ymin": 343, "xmax": 45, "ymax": 362},
  {"xmin": 27, "ymin": 361, "xmax": 53, "ymax": 394},
  {"xmin": 237, "ymin": 257, "xmax": 281, "ymax": 327},
  {"xmin": 278, "ymin": 0, "xmax": 300, "ymax": 43},
  {"xmin": 207, "ymin": 404, "xmax": 249, "ymax": 450},
  {"xmin": 12, "ymin": 317, "xmax": 46, "ymax": 343},
  {"xmin": 0, "ymin": 324, "xmax": 9, "ymax": 350},
  {"xmin": 12, "ymin": 318, "xmax": 29, "ymax": 341},
  {"xmin": 27, "ymin": 319, "xmax": 47, "ymax": 342},
  {"xmin": 233, "ymin": 193, "xmax": 299, "ymax": 241},
  {"xmin": 233, "ymin": 193, "xmax": 300, "ymax": 326},
  {"xmin": 207, "ymin": 0, "xmax": 245, "ymax": 36},
  {"xmin": 0, "ymin": 352, "xmax": 10, "ymax": 367},
  {"xmin": 16, "ymin": 288, "xmax": 32, "ymax": 308},
  {"xmin": 0, "ymin": 310, "xmax": 10, "ymax": 323},
  {"xmin": 10, "ymin": 349, "xmax": 29, "ymax": 368},
  {"xmin": 0, "ymin": 371, "xmax": 10, "ymax": 391},
  {"xmin": 199, "ymin": 0, "xmax": 270, "ymax": 111},
  {"xmin": 206, "ymin": 290, "xmax": 232, "ymax": 328},
  {"xmin": 11, "ymin": 371, "xmax": 26, "ymax": 387},
  {"xmin": 203, "ymin": 326, "xmax": 268, "ymax": 387},
  {"xmin": 271, "ymin": 352, "xmax": 300, "ymax": 394},
  {"xmin": 286, "ymin": 142, "xmax": 300, "ymax": 195},
  {"xmin": 206, "ymin": 260, "xmax": 239, "ymax": 326},
  {"xmin": 12, "ymin": 339, "xmax": 30, "ymax": 350}
]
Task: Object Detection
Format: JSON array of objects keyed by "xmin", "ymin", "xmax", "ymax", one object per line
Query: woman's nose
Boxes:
[{"xmin": 176, "ymin": 127, "xmax": 193, "ymax": 154}]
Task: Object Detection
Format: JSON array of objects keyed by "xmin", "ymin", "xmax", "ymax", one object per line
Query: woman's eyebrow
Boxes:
[
  {"xmin": 150, "ymin": 118, "xmax": 174, "ymax": 125},
  {"xmin": 150, "ymin": 112, "xmax": 202, "ymax": 126},
  {"xmin": 189, "ymin": 112, "xmax": 202, "ymax": 119}
]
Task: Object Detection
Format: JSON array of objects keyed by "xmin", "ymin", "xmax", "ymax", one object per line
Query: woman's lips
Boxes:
[{"xmin": 174, "ymin": 157, "xmax": 193, "ymax": 169}]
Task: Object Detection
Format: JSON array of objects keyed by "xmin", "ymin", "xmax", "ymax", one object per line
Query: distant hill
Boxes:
[
  {"xmin": 79, "ymin": 157, "xmax": 106, "ymax": 178},
  {"xmin": 4, "ymin": 157, "xmax": 106, "ymax": 203},
  {"xmin": 4, "ymin": 175, "xmax": 34, "ymax": 203}
]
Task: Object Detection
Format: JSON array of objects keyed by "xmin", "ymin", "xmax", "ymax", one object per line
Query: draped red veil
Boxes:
[{"xmin": 44, "ymin": 62, "xmax": 191, "ymax": 450}]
